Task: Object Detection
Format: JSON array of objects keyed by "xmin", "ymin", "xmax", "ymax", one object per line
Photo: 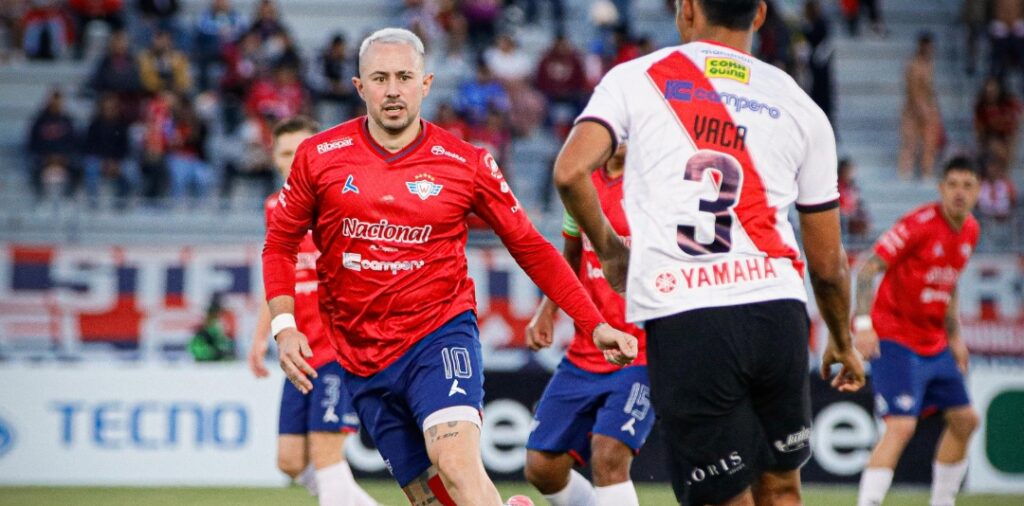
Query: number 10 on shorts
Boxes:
[{"xmin": 442, "ymin": 347, "xmax": 473, "ymax": 379}]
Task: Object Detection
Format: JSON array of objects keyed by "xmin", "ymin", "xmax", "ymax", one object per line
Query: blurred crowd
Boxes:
[{"xmin": 7, "ymin": 0, "xmax": 858, "ymax": 216}]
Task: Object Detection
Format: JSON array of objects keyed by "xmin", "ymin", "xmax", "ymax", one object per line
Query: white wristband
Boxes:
[
  {"xmin": 270, "ymin": 314, "xmax": 297, "ymax": 338},
  {"xmin": 853, "ymin": 315, "xmax": 873, "ymax": 332}
]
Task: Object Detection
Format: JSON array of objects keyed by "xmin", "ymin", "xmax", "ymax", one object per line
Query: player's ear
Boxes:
[
  {"xmin": 751, "ymin": 1, "xmax": 768, "ymax": 32},
  {"xmin": 422, "ymin": 72, "xmax": 434, "ymax": 97},
  {"xmin": 352, "ymin": 76, "xmax": 364, "ymax": 100}
]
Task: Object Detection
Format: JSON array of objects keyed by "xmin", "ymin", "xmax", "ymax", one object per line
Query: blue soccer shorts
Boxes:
[
  {"xmin": 279, "ymin": 361, "xmax": 360, "ymax": 435},
  {"xmin": 871, "ymin": 340, "xmax": 971, "ymax": 417},
  {"xmin": 342, "ymin": 310, "xmax": 484, "ymax": 487},
  {"xmin": 527, "ymin": 358, "xmax": 654, "ymax": 465}
]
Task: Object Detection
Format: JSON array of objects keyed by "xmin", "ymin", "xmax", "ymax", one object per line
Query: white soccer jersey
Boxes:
[{"xmin": 578, "ymin": 40, "xmax": 838, "ymax": 323}]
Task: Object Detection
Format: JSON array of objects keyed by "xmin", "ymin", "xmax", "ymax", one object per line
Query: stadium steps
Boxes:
[{"xmin": 831, "ymin": 0, "xmax": 968, "ymax": 234}]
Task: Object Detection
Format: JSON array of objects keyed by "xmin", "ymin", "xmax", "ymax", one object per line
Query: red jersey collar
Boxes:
[{"xmin": 359, "ymin": 117, "xmax": 430, "ymax": 164}]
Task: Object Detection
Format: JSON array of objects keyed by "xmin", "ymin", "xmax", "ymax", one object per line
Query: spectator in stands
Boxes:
[
  {"xmin": 83, "ymin": 94, "xmax": 137, "ymax": 208},
  {"xmin": 454, "ymin": 60, "xmax": 510, "ymax": 125},
  {"xmin": 469, "ymin": 106, "xmax": 512, "ymax": 169},
  {"xmin": 247, "ymin": 0, "xmax": 286, "ymax": 42},
  {"xmin": 434, "ymin": 101, "xmax": 470, "ymax": 140},
  {"xmin": 139, "ymin": 29, "xmax": 192, "ymax": 95},
  {"xmin": 139, "ymin": 90, "xmax": 175, "ymax": 200},
  {"xmin": 68, "ymin": 0, "xmax": 124, "ymax": 59},
  {"xmin": 979, "ymin": 154, "xmax": 1018, "ymax": 221},
  {"xmin": 898, "ymin": 31, "xmax": 943, "ymax": 180},
  {"xmin": 756, "ymin": 0, "xmax": 795, "ymax": 75},
  {"xmin": 610, "ymin": 26, "xmax": 641, "ymax": 67},
  {"xmin": 136, "ymin": 0, "xmax": 180, "ymax": 43},
  {"xmin": 312, "ymin": 33, "xmax": 358, "ymax": 125},
  {"xmin": 975, "ymin": 77, "xmax": 1021, "ymax": 160},
  {"xmin": 401, "ymin": 0, "xmax": 443, "ymax": 52},
  {"xmin": 85, "ymin": 29, "xmax": 143, "ymax": 111},
  {"xmin": 839, "ymin": 0, "xmax": 887, "ymax": 37},
  {"xmin": 961, "ymin": 0, "xmax": 988, "ymax": 75},
  {"xmin": 264, "ymin": 30, "xmax": 302, "ymax": 70},
  {"xmin": 838, "ymin": 158, "xmax": 871, "ymax": 240},
  {"xmin": 802, "ymin": 0, "xmax": 835, "ymax": 124},
  {"xmin": 20, "ymin": 1, "xmax": 75, "ymax": 60},
  {"xmin": 535, "ymin": 34, "xmax": 588, "ymax": 137},
  {"xmin": 219, "ymin": 30, "xmax": 263, "ymax": 132},
  {"xmin": 435, "ymin": 0, "xmax": 468, "ymax": 54},
  {"xmin": 193, "ymin": 0, "xmax": 246, "ymax": 91},
  {"xmin": 977, "ymin": 150, "xmax": 1019, "ymax": 249},
  {"xmin": 246, "ymin": 65, "xmax": 307, "ymax": 121},
  {"xmin": 988, "ymin": 0, "xmax": 1022, "ymax": 81},
  {"xmin": 27, "ymin": 89, "xmax": 79, "ymax": 200},
  {"xmin": 462, "ymin": 0, "xmax": 501, "ymax": 53},
  {"xmin": 0, "ymin": 0, "xmax": 27, "ymax": 62},
  {"xmin": 167, "ymin": 95, "xmax": 214, "ymax": 204},
  {"xmin": 484, "ymin": 33, "xmax": 533, "ymax": 82},
  {"xmin": 484, "ymin": 33, "xmax": 543, "ymax": 136},
  {"xmin": 220, "ymin": 110, "xmax": 276, "ymax": 203},
  {"xmin": 515, "ymin": 0, "xmax": 566, "ymax": 35}
]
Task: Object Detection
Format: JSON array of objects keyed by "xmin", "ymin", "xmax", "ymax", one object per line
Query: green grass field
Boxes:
[{"xmin": 1, "ymin": 482, "xmax": 1022, "ymax": 505}]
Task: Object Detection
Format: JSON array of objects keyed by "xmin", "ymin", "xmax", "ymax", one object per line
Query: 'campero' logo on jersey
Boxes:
[
  {"xmin": 406, "ymin": 173, "xmax": 444, "ymax": 200},
  {"xmin": 704, "ymin": 57, "xmax": 750, "ymax": 83},
  {"xmin": 341, "ymin": 218, "xmax": 432, "ymax": 244}
]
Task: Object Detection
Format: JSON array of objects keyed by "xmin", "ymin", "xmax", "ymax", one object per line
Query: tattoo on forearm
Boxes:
[{"xmin": 855, "ymin": 257, "xmax": 883, "ymax": 315}]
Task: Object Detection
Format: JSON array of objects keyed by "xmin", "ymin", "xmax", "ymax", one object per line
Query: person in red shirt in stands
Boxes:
[{"xmin": 262, "ymin": 27, "xmax": 635, "ymax": 506}]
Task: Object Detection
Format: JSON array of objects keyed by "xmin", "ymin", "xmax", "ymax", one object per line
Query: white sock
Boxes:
[
  {"xmin": 595, "ymin": 480, "xmax": 639, "ymax": 506},
  {"xmin": 543, "ymin": 469, "xmax": 597, "ymax": 506},
  {"xmin": 297, "ymin": 463, "xmax": 318, "ymax": 496},
  {"xmin": 316, "ymin": 461, "xmax": 377, "ymax": 506},
  {"xmin": 858, "ymin": 467, "xmax": 894, "ymax": 506},
  {"xmin": 930, "ymin": 460, "xmax": 968, "ymax": 506}
]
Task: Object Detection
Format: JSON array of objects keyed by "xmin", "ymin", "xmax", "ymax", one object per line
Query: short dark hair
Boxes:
[
  {"xmin": 942, "ymin": 155, "xmax": 979, "ymax": 178},
  {"xmin": 272, "ymin": 115, "xmax": 320, "ymax": 139},
  {"xmin": 695, "ymin": 0, "xmax": 761, "ymax": 30}
]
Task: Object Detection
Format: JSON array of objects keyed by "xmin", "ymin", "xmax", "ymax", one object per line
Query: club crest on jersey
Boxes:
[{"xmin": 406, "ymin": 173, "xmax": 443, "ymax": 200}]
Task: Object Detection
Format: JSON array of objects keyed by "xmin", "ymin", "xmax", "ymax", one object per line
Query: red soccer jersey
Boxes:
[
  {"xmin": 263, "ymin": 118, "xmax": 605, "ymax": 376},
  {"xmin": 562, "ymin": 170, "xmax": 647, "ymax": 373},
  {"xmin": 264, "ymin": 193, "xmax": 336, "ymax": 370},
  {"xmin": 871, "ymin": 203, "xmax": 979, "ymax": 356}
]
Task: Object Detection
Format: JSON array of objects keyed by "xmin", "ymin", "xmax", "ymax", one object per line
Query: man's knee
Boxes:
[
  {"xmin": 882, "ymin": 417, "xmax": 919, "ymax": 444},
  {"xmin": 308, "ymin": 431, "xmax": 346, "ymax": 469},
  {"xmin": 947, "ymin": 407, "xmax": 979, "ymax": 439},
  {"xmin": 590, "ymin": 435, "xmax": 633, "ymax": 486},
  {"xmin": 278, "ymin": 434, "xmax": 309, "ymax": 478},
  {"xmin": 524, "ymin": 450, "xmax": 572, "ymax": 494},
  {"xmin": 277, "ymin": 452, "xmax": 307, "ymax": 478}
]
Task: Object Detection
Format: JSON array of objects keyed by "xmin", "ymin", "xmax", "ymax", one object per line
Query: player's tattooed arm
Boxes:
[
  {"xmin": 854, "ymin": 254, "xmax": 888, "ymax": 316},
  {"xmin": 945, "ymin": 286, "xmax": 962, "ymax": 339},
  {"xmin": 946, "ymin": 287, "xmax": 970, "ymax": 373}
]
